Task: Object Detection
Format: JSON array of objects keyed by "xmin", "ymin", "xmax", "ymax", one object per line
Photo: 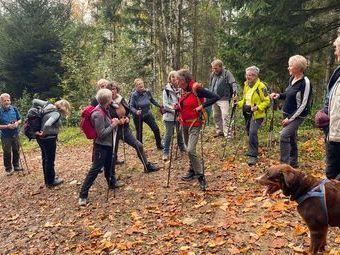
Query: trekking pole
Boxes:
[
  {"xmin": 137, "ymin": 108, "xmax": 143, "ymax": 143},
  {"xmin": 18, "ymin": 135, "xmax": 30, "ymax": 174},
  {"xmin": 107, "ymin": 126, "xmax": 118, "ymax": 201},
  {"xmin": 222, "ymin": 103, "xmax": 237, "ymax": 159},
  {"xmin": 266, "ymin": 99, "xmax": 277, "ymax": 151},
  {"xmin": 199, "ymin": 111, "xmax": 206, "ymax": 178},
  {"xmin": 174, "ymin": 113, "xmax": 181, "ymax": 159},
  {"xmin": 166, "ymin": 110, "xmax": 178, "ymax": 188},
  {"xmin": 122, "ymin": 120, "xmax": 127, "ymax": 166},
  {"xmin": 230, "ymin": 111, "xmax": 250, "ymax": 162}
]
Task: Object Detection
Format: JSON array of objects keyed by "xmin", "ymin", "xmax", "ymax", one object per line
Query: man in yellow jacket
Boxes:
[{"xmin": 237, "ymin": 66, "xmax": 270, "ymax": 166}]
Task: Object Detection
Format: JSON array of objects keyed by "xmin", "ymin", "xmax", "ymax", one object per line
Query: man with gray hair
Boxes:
[
  {"xmin": 209, "ymin": 59, "xmax": 238, "ymax": 138},
  {"xmin": 0, "ymin": 93, "xmax": 22, "ymax": 175}
]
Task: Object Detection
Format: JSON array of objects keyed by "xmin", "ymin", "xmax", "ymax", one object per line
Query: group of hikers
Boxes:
[{"xmin": 1, "ymin": 35, "xmax": 339, "ymax": 206}]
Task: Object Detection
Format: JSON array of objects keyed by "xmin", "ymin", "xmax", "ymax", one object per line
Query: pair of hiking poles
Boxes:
[
  {"xmin": 166, "ymin": 110, "xmax": 206, "ymax": 189},
  {"xmin": 221, "ymin": 99, "xmax": 277, "ymax": 160},
  {"xmin": 106, "ymin": 119, "xmax": 127, "ymax": 201}
]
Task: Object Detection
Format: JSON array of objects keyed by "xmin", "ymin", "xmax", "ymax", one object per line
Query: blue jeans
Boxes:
[{"xmin": 163, "ymin": 121, "xmax": 185, "ymax": 156}]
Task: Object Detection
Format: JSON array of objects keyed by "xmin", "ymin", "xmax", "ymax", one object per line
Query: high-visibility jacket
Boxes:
[{"xmin": 237, "ymin": 79, "xmax": 270, "ymax": 120}]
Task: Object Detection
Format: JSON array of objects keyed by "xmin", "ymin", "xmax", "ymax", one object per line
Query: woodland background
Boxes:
[
  {"xmin": 1, "ymin": 1, "xmax": 340, "ymax": 254},
  {"xmin": 0, "ymin": 0, "xmax": 339, "ymax": 117}
]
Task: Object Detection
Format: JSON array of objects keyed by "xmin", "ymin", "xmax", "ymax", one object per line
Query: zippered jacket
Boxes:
[
  {"xmin": 209, "ymin": 68, "xmax": 238, "ymax": 100},
  {"xmin": 162, "ymin": 82, "xmax": 181, "ymax": 122},
  {"xmin": 278, "ymin": 76, "xmax": 312, "ymax": 121},
  {"xmin": 327, "ymin": 66, "xmax": 340, "ymax": 142},
  {"xmin": 237, "ymin": 79, "xmax": 270, "ymax": 120}
]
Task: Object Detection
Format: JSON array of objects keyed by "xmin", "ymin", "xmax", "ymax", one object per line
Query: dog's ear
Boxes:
[{"xmin": 282, "ymin": 171, "xmax": 296, "ymax": 188}]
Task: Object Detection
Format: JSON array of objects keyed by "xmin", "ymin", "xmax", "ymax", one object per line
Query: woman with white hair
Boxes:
[
  {"xmin": 237, "ymin": 66, "xmax": 270, "ymax": 166},
  {"xmin": 271, "ymin": 55, "xmax": 313, "ymax": 168},
  {"xmin": 323, "ymin": 36, "xmax": 340, "ymax": 180},
  {"xmin": 79, "ymin": 88, "xmax": 120, "ymax": 205}
]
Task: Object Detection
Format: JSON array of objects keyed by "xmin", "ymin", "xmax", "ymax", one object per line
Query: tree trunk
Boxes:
[
  {"xmin": 192, "ymin": 0, "xmax": 198, "ymax": 79},
  {"xmin": 174, "ymin": 0, "xmax": 183, "ymax": 70}
]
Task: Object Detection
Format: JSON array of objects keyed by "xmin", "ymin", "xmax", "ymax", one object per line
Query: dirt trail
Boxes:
[{"xmin": 0, "ymin": 130, "xmax": 339, "ymax": 254}]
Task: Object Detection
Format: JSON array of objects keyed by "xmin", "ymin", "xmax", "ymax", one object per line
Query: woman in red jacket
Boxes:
[{"xmin": 175, "ymin": 69, "xmax": 220, "ymax": 191}]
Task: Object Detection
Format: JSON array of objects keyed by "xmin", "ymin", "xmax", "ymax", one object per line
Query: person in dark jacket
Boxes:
[
  {"xmin": 270, "ymin": 55, "xmax": 312, "ymax": 168},
  {"xmin": 108, "ymin": 82, "xmax": 160, "ymax": 173},
  {"xmin": 79, "ymin": 88, "xmax": 120, "ymax": 206},
  {"xmin": 0, "ymin": 93, "xmax": 22, "ymax": 175},
  {"xmin": 323, "ymin": 36, "xmax": 340, "ymax": 180},
  {"xmin": 209, "ymin": 59, "xmax": 238, "ymax": 138},
  {"xmin": 33, "ymin": 98, "xmax": 71, "ymax": 187},
  {"xmin": 175, "ymin": 69, "xmax": 220, "ymax": 191},
  {"xmin": 130, "ymin": 78, "xmax": 163, "ymax": 150}
]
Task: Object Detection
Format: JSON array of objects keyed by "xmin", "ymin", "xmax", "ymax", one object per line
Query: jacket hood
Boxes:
[
  {"xmin": 165, "ymin": 82, "xmax": 175, "ymax": 91},
  {"xmin": 112, "ymin": 94, "xmax": 123, "ymax": 108}
]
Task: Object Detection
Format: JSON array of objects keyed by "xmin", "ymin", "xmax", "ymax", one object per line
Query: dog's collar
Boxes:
[{"xmin": 295, "ymin": 178, "xmax": 330, "ymax": 225}]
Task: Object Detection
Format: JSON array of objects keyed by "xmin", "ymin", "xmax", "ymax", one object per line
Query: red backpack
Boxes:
[{"xmin": 80, "ymin": 105, "xmax": 106, "ymax": 139}]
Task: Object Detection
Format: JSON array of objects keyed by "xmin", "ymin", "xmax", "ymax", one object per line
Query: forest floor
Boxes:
[{"xmin": 0, "ymin": 125, "xmax": 339, "ymax": 255}]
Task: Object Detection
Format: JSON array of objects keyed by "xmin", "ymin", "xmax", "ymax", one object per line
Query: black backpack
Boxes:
[{"xmin": 23, "ymin": 103, "xmax": 57, "ymax": 140}]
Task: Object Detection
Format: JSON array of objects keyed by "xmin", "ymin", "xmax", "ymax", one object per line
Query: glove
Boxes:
[
  {"xmin": 173, "ymin": 103, "xmax": 180, "ymax": 111},
  {"xmin": 159, "ymin": 105, "xmax": 166, "ymax": 115}
]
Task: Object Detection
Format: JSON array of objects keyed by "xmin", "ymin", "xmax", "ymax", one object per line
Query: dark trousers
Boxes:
[
  {"xmin": 79, "ymin": 143, "xmax": 113, "ymax": 199},
  {"xmin": 115, "ymin": 125, "xmax": 148, "ymax": 168},
  {"xmin": 326, "ymin": 141, "xmax": 340, "ymax": 180},
  {"xmin": 279, "ymin": 117, "xmax": 304, "ymax": 166},
  {"xmin": 37, "ymin": 137, "xmax": 57, "ymax": 185},
  {"xmin": 247, "ymin": 118, "xmax": 263, "ymax": 157},
  {"xmin": 1, "ymin": 136, "xmax": 20, "ymax": 171},
  {"xmin": 133, "ymin": 113, "xmax": 162, "ymax": 147}
]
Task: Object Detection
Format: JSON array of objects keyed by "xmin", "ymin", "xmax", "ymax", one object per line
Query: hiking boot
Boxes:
[
  {"xmin": 157, "ymin": 144, "xmax": 164, "ymax": 150},
  {"xmin": 46, "ymin": 178, "xmax": 64, "ymax": 188},
  {"xmin": 181, "ymin": 169, "xmax": 197, "ymax": 181},
  {"xmin": 109, "ymin": 180, "xmax": 125, "ymax": 189},
  {"xmin": 198, "ymin": 175, "xmax": 207, "ymax": 191},
  {"xmin": 14, "ymin": 166, "xmax": 23, "ymax": 171},
  {"xmin": 162, "ymin": 154, "xmax": 169, "ymax": 161},
  {"xmin": 247, "ymin": 156, "xmax": 258, "ymax": 166},
  {"xmin": 78, "ymin": 197, "xmax": 88, "ymax": 206},
  {"xmin": 179, "ymin": 147, "xmax": 186, "ymax": 152},
  {"xmin": 6, "ymin": 169, "xmax": 14, "ymax": 176},
  {"xmin": 144, "ymin": 162, "xmax": 160, "ymax": 173}
]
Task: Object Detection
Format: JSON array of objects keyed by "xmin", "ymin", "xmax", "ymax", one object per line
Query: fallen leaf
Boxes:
[
  {"xmin": 294, "ymin": 224, "xmax": 308, "ymax": 236},
  {"xmin": 182, "ymin": 217, "xmax": 197, "ymax": 225},
  {"xmin": 271, "ymin": 238, "xmax": 287, "ymax": 248}
]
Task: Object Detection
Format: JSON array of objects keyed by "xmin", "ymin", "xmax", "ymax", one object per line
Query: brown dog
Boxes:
[{"xmin": 256, "ymin": 164, "xmax": 340, "ymax": 254}]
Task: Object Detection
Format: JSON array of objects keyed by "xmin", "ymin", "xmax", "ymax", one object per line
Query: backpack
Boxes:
[
  {"xmin": 23, "ymin": 103, "xmax": 57, "ymax": 140},
  {"xmin": 80, "ymin": 105, "xmax": 106, "ymax": 139}
]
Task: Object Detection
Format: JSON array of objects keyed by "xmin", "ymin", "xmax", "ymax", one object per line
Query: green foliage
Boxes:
[
  {"xmin": 219, "ymin": 0, "xmax": 340, "ymax": 90},
  {"xmin": 0, "ymin": 0, "xmax": 71, "ymax": 99}
]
